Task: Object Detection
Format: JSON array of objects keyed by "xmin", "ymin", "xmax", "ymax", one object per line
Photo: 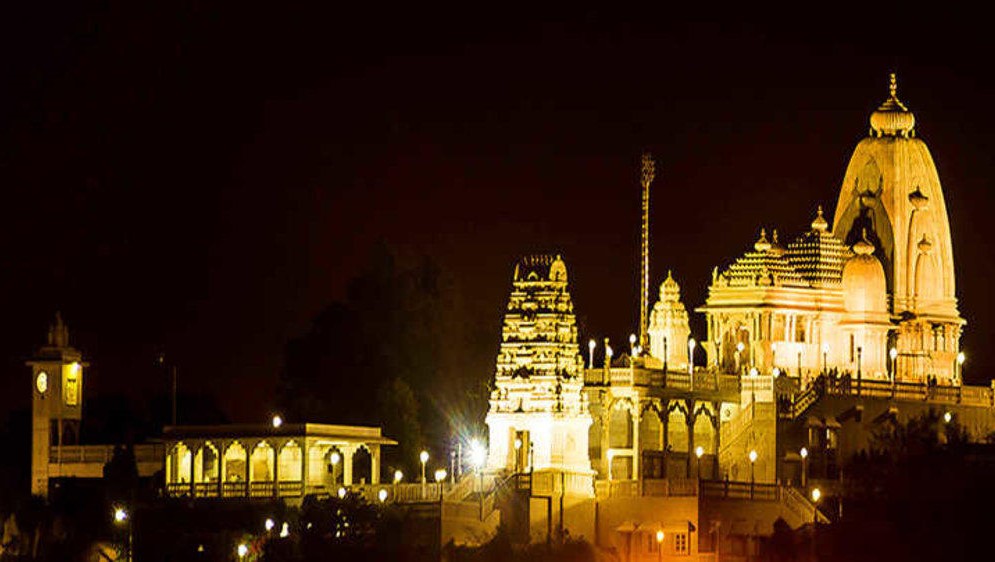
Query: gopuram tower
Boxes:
[{"xmin": 484, "ymin": 255, "xmax": 594, "ymax": 493}]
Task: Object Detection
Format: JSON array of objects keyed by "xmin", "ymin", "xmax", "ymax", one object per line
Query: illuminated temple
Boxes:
[
  {"xmin": 26, "ymin": 75, "xmax": 995, "ymax": 560},
  {"xmin": 480, "ymin": 74, "xmax": 995, "ymax": 557}
]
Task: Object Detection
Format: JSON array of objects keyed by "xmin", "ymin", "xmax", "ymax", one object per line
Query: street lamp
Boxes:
[
  {"xmin": 943, "ymin": 411, "xmax": 952, "ymax": 424},
  {"xmin": 811, "ymin": 487, "xmax": 822, "ymax": 523},
  {"xmin": 435, "ymin": 468, "xmax": 448, "ymax": 500},
  {"xmin": 588, "ymin": 339, "xmax": 596, "ymax": 369},
  {"xmin": 338, "ymin": 486, "xmax": 347, "ymax": 499},
  {"xmin": 822, "ymin": 343, "xmax": 829, "ymax": 373},
  {"xmin": 630, "ymin": 334, "xmax": 637, "ymax": 357},
  {"xmin": 113, "ymin": 506, "xmax": 132, "ymax": 562},
  {"xmin": 330, "ymin": 450, "xmax": 341, "ymax": 486},
  {"xmin": 420, "ymin": 450, "xmax": 430, "ymax": 497},
  {"xmin": 237, "ymin": 543, "xmax": 249, "ymax": 559},
  {"xmin": 656, "ymin": 529, "xmax": 665, "ymax": 562},
  {"xmin": 378, "ymin": 488, "xmax": 389, "ymax": 503},
  {"xmin": 470, "ymin": 441, "xmax": 487, "ymax": 520},
  {"xmin": 799, "ymin": 447, "xmax": 808, "ymax": 487},
  {"xmin": 265, "ymin": 518, "xmax": 275, "ymax": 532},
  {"xmin": 272, "ymin": 414, "xmax": 283, "ymax": 429},
  {"xmin": 748, "ymin": 449, "xmax": 757, "ymax": 498},
  {"xmin": 695, "ymin": 446, "xmax": 704, "ymax": 478},
  {"xmin": 890, "ymin": 347, "xmax": 898, "ymax": 383},
  {"xmin": 393, "ymin": 469, "xmax": 403, "ymax": 483},
  {"xmin": 606, "ymin": 344, "xmax": 614, "ymax": 367},
  {"xmin": 688, "ymin": 338, "xmax": 696, "ymax": 377},
  {"xmin": 957, "ymin": 351, "xmax": 966, "ymax": 384},
  {"xmin": 856, "ymin": 346, "xmax": 863, "ymax": 394},
  {"xmin": 736, "ymin": 341, "xmax": 745, "ymax": 375}
]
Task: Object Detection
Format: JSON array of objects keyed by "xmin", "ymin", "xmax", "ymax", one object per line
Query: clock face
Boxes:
[{"xmin": 36, "ymin": 371, "xmax": 48, "ymax": 394}]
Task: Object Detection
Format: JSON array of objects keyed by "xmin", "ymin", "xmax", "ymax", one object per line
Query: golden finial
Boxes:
[{"xmin": 889, "ymin": 72, "xmax": 897, "ymax": 99}]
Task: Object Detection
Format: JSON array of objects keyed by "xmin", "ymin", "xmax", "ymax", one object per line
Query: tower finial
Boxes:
[{"xmin": 889, "ymin": 72, "xmax": 897, "ymax": 99}]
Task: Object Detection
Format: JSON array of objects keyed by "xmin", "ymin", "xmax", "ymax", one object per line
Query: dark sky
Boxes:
[{"xmin": 1, "ymin": 6, "xmax": 994, "ymax": 422}]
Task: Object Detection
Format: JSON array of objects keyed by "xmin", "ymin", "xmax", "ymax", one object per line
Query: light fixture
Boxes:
[
  {"xmin": 113, "ymin": 507, "xmax": 128, "ymax": 524},
  {"xmin": 237, "ymin": 543, "xmax": 249, "ymax": 558},
  {"xmin": 338, "ymin": 487, "xmax": 346, "ymax": 498},
  {"xmin": 280, "ymin": 522, "xmax": 290, "ymax": 538},
  {"xmin": 695, "ymin": 446, "xmax": 704, "ymax": 459},
  {"xmin": 944, "ymin": 411, "xmax": 952, "ymax": 423},
  {"xmin": 800, "ymin": 447, "xmax": 808, "ymax": 459},
  {"xmin": 378, "ymin": 488, "xmax": 389, "ymax": 502},
  {"xmin": 434, "ymin": 468, "xmax": 448, "ymax": 482},
  {"xmin": 656, "ymin": 529, "xmax": 664, "ymax": 543},
  {"xmin": 330, "ymin": 451, "xmax": 341, "ymax": 466},
  {"xmin": 265, "ymin": 518, "xmax": 275, "ymax": 531},
  {"xmin": 811, "ymin": 487, "xmax": 821, "ymax": 502},
  {"xmin": 749, "ymin": 367, "xmax": 758, "ymax": 377},
  {"xmin": 420, "ymin": 450, "xmax": 430, "ymax": 464},
  {"xmin": 749, "ymin": 449, "xmax": 757, "ymax": 463},
  {"xmin": 393, "ymin": 470, "xmax": 403, "ymax": 483},
  {"xmin": 272, "ymin": 415, "xmax": 283, "ymax": 429}
]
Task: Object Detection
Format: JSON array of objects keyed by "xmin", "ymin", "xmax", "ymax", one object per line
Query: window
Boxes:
[
  {"xmin": 826, "ymin": 428, "xmax": 839, "ymax": 450},
  {"xmin": 674, "ymin": 532, "xmax": 689, "ymax": 555}
]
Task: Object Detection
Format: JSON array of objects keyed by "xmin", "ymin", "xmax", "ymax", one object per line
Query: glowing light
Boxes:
[
  {"xmin": 822, "ymin": 343, "xmax": 830, "ymax": 354},
  {"xmin": 434, "ymin": 468, "xmax": 448, "ymax": 482},
  {"xmin": 606, "ymin": 345, "xmax": 614, "ymax": 359},
  {"xmin": 957, "ymin": 351, "xmax": 966, "ymax": 365},
  {"xmin": 113, "ymin": 507, "xmax": 127, "ymax": 524},
  {"xmin": 338, "ymin": 487, "xmax": 346, "ymax": 498},
  {"xmin": 629, "ymin": 334, "xmax": 637, "ymax": 346},
  {"xmin": 265, "ymin": 518, "xmax": 275, "ymax": 531},
  {"xmin": 469, "ymin": 440, "xmax": 487, "ymax": 469},
  {"xmin": 272, "ymin": 415, "xmax": 283, "ymax": 428},
  {"xmin": 331, "ymin": 451, "xmax": 341, "ymax": 466},
  {"xmin": 393, "ymin": 470, "xmax": 403, "ymax": 483},
  {"xmin": 772, "ymin": 367, "xmax": 781, "ymax": 377},
  {"xmin": 889, "ymin": 347, "xmax": 898, "ymax": 360},
  {"xmin": 749, "ymin": 367, "xmax": 758, "ymax": 377},
  {"xmin": 656, "ymin": 530, "xmax": 664, "ymax": 543},
  {"xmin": 378, "ymin": 488, "xmax": 388, "ymax": 502},
  {"xmin": 944, "ymin": 411, "xmax": 952, "ymax": 423},
  {"xmin": 736, "ymin": 342, "xmax": 745, "ymax": 353},
  {"xmin": 588, "ymin": 339, "xmax": 596, "ymax": 351},
  {"xmin": 800, "ymin": 447, "xmax": 808, "ymax": 459},
  {"xmin": 748, "ymin": 449, "xmax": 757, "ymax": 463},
  {"xmin": 695, "ymin": 446, "xmax": 704, "ymax": 458},
  {"xmin": 237, "ymin": 543, "xmax": 249, "ymax": 558},
  {"xmin": 420, "ymin": 450, "xmax": 429, "ymax": 464},
  {"xmin": 280, "ymin": 522, "xmax": 290, "ymax": 538},
  {"xmin": 811, "ymin": 487, "xmax": 821, "ymax": 502},
  {"xmin": 514, "ymin": 438, "xmax": 522, "ymax": 450},
  {"xmin": 688, "ymin": 338, "xmax": 696, "ymax": 351},
  {"xmin": 35, "ymin": 371, "xmax": 48, "ymax": 394}
]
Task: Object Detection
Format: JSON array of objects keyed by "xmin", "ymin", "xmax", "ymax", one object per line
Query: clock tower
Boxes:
[{"xmin": 28, "ymin": 313, "xmax": 86, "ymax": 497}]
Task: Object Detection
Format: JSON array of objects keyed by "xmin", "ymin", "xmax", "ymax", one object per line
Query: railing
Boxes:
[
  {"xmin": 779, "ymin": 376, "xmax": 995, "ymax": 420},
  {"xmin": 699, "ymin": 479, "xmax": 779, "ymax": 501},
  {"xmin": 50, "ymin": 443, "xmax": 166, "ymax": 464},
  {"xmin": 593, "ymin": 478, "xmax": 698, "ymax": 500}
]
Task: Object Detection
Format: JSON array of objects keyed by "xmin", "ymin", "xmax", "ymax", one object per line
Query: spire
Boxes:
[
  {"xmin": 871, "ymin": 72, "xmax": 915, "ymax": 137},
  {"xmin": 754, "ymin": 228, "xmax": 771, "ymax": 252},
  {"xmin": 810, "ymin": 205, "xmax": 828, "ymax": 232},
  {"xmin": 853, "ymin": 228, "xmax": 875, "ymax": 256},
  {"xmin": 639, "ymin": 152, "xmax": 655, "ymax": 349}
]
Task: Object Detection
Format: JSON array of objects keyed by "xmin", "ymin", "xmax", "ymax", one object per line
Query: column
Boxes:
[
  {"xmin": 301, "ymin": 438, "xmax": 309, "ymax": 496},
  {"xmin": 632, "ymin": 407, "xmax": 640, "ymax": 482},
  {"xmin": 370, "ymin": 446, "xmax": 380, "ymax": 484},
  {"xmin": 600, "ymin": 409, "xmax": 610, "ymax": 478},
  {"xmin": 272, "ymin": 441, "xmax": 279, "ymax": 497},
  {"xmin": 712, "ymin": 403, "xmax": 721, "ymax": 479},
  {"xmin": 343, "ymin": 446, "xmax": 354, "ymax": 486},
  {"xmin": 686, "ymin": 405, "xmax": 695, "ymax": 478}
]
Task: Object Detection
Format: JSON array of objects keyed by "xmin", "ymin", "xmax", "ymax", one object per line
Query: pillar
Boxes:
[
  {"xmin": 370, "ymin": 446, "xmax": 380, "ymax": 484},
  {"xmin": 343, "ymin": 446, "xmax": 354, "ymax": 486},
  {"xmin": 686, "ymin": 404, "xmax": 695, "ymax": 478},
  {"xmin": 712, "ymin": 402, "xmax": 721, "ymax": 479},
  {"xmin": 632, "ymin": 408, "xmax": 640, "ymax": 482},
  {"xmin": 301, "ymin": 439, "xmax": 309, "ymax": 495}
]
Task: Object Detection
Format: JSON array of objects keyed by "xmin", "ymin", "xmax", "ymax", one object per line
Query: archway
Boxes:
[
  {"xmin": 352, "ymin": 446, "xmax": 372, "ymax": 485},
  {"xmin": 194, "ymin": 442, "xmax": 219, "ymax": 484},
  {"xmin": 278, "ymin": 441, "xmax": 303, "ymax": 483},
  {"xmin": 222, "ymin": 442, "xmax": 247, "ymax": 484},
  {"xmin": 250, "ymin": 442, "xmax": 275, "ymax": 483}
]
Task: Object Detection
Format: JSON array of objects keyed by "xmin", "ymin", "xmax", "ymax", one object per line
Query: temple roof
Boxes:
[{"xmin": 714, "ymin": 209, "xmax": 849, "ymax": 289}]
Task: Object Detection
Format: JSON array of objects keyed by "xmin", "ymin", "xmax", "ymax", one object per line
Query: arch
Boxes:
[
  {"xmin": 277, "ymin": 441, "xmax": 303, "ymax": 482},
  {"xmin": 194, "ymin": 441, "xmax": 219, "ymax": 483},
  {"xmin": 167, "ymin": 442, "xmax": 192, "ymax": 484},
  {"xmin": 222, "ymin": 441, "xmax": 247, "ymax": 482},
  {"xmin": 666, "ymin": 405, "xmax": 689, "ymax": 453},
  {"xmin": 250, "ymin": 441, "xmax": 275, "ymax": 482},
  {"xmin": 352, "ymin": 446, "xmax": 372, "ymax": 485}
]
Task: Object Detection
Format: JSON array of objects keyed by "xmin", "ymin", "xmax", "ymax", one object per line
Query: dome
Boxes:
[
  {"xmin": 870, "ymin": 73, "xmax": 915, "ymax": 138},
  {"xmin": 753, "ymin": 228, "xmax": 772, "ymax": 252},
  {"xmin": 842, "ymin": 231, "xmax": 888, "ymax": 315},
  {"xmin": 810, "ymin": 206, "xmax": 828, "ymax": 233}
]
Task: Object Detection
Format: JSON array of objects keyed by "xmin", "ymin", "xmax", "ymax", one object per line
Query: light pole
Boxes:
[
  {"xmin": 800, "ymin": 447, "xmax": 808, "ymax": 488},
  {"xmin": 811, "ymin": 487, "xmax": 821, "ymax": 523},
  {"xmin": 736, "ymin": 342, "xmax": 745, "ymax": 375},
  {"xmin": 435, "ymin": 468, "xmax": 448, "ymax": 500},
  {"xmin": 514, "ymin": 437, "xmax": 523, "ymax": 473},
  {"xmin": 630, "ymin": 334, "xmax": 637, "ymax": 358},
  {"xmin": 957, "ymin": 351, "xmax": 966, "ymax": 384},
  {"xmin": 656, "ymin": 529, "xmax": 664, "ymax": 562},
  {"xmin": 889, "ymin": 347, "xmax": 898, "ymax": 383},
  {"xmin": 688, "ymin": 338, "xmax": 696, "ymax": 379},
  {"xmin": 797, "ymin": 350, "xmax": 802, "ymax": 381},
  {"xmin": 470, "ymin": 441, "xmax": 486, "ymax": 520},
  {"xmin": 748, "ymin": 449, "xmax": 757, "ymax": 498},
  {"xmin": 822, "ymin": 343, "xmax": 829, "ymax": 374},
  {"xmin": 330, "ymin": 450, "xmax": 341, "ymax": 487},
  {"xmin": 663, "ymin": 336, "xmax": 669, "ymax": 374},
  {"xmin": 695, "ymin": 446, "xmax": 704, "ymax": 478},
  {"xmin": 856, "ymin": 346, "xmax": 862, "ymax": 395},
  {"xmin": 420, "ymin": 450, "xmax": 429, "ymax": 498},
  {"xmin": 113, "ymin": 506, "xmax": 132, "ymax": 562},
  {"xmin": 588, "ymin": 339, "xmax": 596, "ymax": 369}
]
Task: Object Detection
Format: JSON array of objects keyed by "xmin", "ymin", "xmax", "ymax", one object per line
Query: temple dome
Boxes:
[
  {"xmin": 842, "ymin": 232, "xmax": 888, "ymax": 315},
  {"xmin": 870, "ymin": 73, "xmax": 915, "ymax": 138}
]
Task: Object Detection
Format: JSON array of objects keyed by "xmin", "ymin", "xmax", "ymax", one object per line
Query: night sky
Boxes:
[{"xmin": 1, "ymin": 7, "xmax": 994, "ymax": 423}]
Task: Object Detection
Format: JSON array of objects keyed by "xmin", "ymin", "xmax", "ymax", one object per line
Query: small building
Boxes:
[{"xmin": 162, "ymin": 423, "xmax": 396, "ymax": 500}]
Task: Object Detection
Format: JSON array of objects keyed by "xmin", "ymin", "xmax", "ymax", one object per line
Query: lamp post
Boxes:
[
  {"xmin": 271, "ymin": 414, "xmax": 283, "ymax": 429},
  {"xmin": 514, "ymin": 437, "xmax": 523, "ymax": 473},
  {"xmin": 435, "ymin": 468, "xmax": 448, "ymax": 500},
  {"xmin": 811, "ymin": 487, "xmax": 821, "ymax": 523},
  {"xmin": 822, "ymin": 343, "xmax": 829, "ymax": 374},
  {"xmin": 688, "ymin": 338, "xmax": 696, "ymax": 379},
  {"xmin": 630, "ymin": 334, "xmax": 637, "ymax": 358},
  {"xmin": 113, "ymin": 506, "xmax": 132, "ymax": 562},
  {"xmin": 330, "ymin": 450, "xmax": 341, "ymax": 487},
  {"xmin": 957, "ymin": 351, "xmax": 966, "ymax": 384},
  {"xmin": 800, "ymin": 447, "xmax": 808, "ymax": 488},
  {"xmin": 656, "ymin": 530, "xmax": 665, "ymax": 562},
  {"xmin": 470, "ymin": 442, "xmax": 486, "ymax": 520},
  {"xmin": 856, "ymin": 346, "xmax": 862, "ymax": 395},
  {"xmin": 695, "ymin": 446, "xmax": 704, "ymax": 478},
  {"xmin": 663, "ymin": 336, "xmax": 669, "ymax": 374},
  {"xmin": 748, "ymin": 449, "xmax": 757, "ymax": 498},
  {"xmin": 889, "ymin": 347, "xmax": 898, "ymax": 383},
  {"xmin": 420, "ymin": 450, "xmax": 429, "ymax": 498},
  {"xmin": 736, "ymin": 342, "xmax": 745, "ymax": 375},
  {"xmin": 797, "ymin": 350, "xmax": 802, "ymax": 381},
  {"xmin": 588, "ymin": 339, "xmax": 596, "ymax": 369}
]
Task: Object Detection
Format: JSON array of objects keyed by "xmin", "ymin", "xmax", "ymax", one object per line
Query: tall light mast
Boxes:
[{"xmin": 639, "ymin": 152, "xmax": 655, "ymax": 350}]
